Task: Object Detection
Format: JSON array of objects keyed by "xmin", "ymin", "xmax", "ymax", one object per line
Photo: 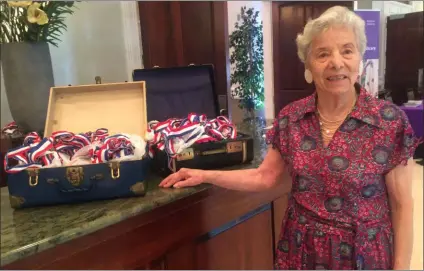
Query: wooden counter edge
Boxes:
[{"xmin": 3, "ymin": 182, "xmax": 291, "ymax": 270}]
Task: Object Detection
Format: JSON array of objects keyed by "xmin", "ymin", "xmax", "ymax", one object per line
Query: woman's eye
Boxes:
[
  {"xmin": 343, "ymin": 50, "xmax": 353, "ymax": 54},
  {"xmin": 318, "ymin": 53, "xmax": 328, "ymax": 58}
]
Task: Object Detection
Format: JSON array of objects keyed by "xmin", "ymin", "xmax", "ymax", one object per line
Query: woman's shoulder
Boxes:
[
  {"xmin": 363, "ymin": 94, "xmax": 412, "ymax": 132},
  {"xmin": 275, "ymin": 95, "xmax": 315, "ymax": 121}
]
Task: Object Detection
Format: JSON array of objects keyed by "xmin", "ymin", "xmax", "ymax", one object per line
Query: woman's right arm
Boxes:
[{"xmin": 159, "ymin": 146, "xmax": 286, "ymax": 191}]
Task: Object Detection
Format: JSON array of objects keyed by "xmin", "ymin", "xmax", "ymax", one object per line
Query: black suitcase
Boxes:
[{"xmin": 133, "ymin": 65, "xmax": 254, "ymax": 176}]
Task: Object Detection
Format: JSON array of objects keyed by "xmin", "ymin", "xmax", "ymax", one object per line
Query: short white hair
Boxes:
[{"xmin": 296, "ymin": 6, "xmax": 367, "ymax": 63}]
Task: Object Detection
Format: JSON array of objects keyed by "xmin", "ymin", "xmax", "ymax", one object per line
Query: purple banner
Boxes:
[
  {"xmin": 355, "ymin": 10, "xmax": 380, "ymax": 97},
  {"xmin": 355, "ymin": 10, "xmax": 380, "ymax": 59}
]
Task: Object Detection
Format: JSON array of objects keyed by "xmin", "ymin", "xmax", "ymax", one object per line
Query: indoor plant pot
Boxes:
[
  {"xmin": 1, "ymin": 42, "xmax": 54, "ymax": 133},
  {"xmin": 0, "ymin": 1, "xmax": 77, "ymax": 133}
]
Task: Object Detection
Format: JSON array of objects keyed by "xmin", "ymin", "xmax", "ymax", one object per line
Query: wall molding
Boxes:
[{"xmin": 120, "ymin": 1, "xmax": 143, "ymax": 82}]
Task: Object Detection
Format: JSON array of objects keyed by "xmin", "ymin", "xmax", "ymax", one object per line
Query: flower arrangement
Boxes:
[{"xmin": 0, "ymin": 1, "xmax": 77, "ymax": 47}]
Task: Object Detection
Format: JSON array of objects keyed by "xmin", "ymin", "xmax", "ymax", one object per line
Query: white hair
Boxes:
[{"xmin": 295, "ymin": 6, "xmax": 367, "ymax": 63}]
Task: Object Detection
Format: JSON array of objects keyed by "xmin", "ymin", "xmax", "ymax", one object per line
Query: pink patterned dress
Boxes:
[{"xmin": 266, "ymin": 84, "xmax": 420, "ymax": 270}]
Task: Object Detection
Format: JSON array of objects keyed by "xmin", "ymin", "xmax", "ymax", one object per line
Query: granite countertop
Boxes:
[{"xmin": 0, "ymin": 120, "xmax": 270, "ymax": 267}]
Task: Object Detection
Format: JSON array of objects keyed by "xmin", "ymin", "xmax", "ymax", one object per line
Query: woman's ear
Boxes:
[
  {"xmin": 303, "ymin": 63, "xmax": 313, "ymax": 84},
  {"xmin": 304, "ymin": 69, "xmax": 313, "ymax": 84}
]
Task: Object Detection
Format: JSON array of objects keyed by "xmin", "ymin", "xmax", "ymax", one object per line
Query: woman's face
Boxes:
[{"xmin": 307, "ymin": 26, "xmax": 361, "ymax": 95}]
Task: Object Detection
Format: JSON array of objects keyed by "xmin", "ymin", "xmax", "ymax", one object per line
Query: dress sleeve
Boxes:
[
  {"xmin": 265, "ymin": 113, "xmax": 290, "ymax": 162},
  {"xmin": 386, "ymin": 109, "xmax": 421, "ymax": 173}
]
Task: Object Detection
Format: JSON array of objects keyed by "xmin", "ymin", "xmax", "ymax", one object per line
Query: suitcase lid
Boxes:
[
  {"xmin": 132, "ymin": 65, "xmax": 219, "ymax": 121},
  {"xmin": 44, "ymin": 82, "xmax": 147, "ymax": 138}
]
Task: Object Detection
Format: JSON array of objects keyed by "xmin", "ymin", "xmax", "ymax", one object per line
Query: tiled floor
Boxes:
[{"xmin": 411, "ymin": 160, "xmax": 423, "ymax": 270}]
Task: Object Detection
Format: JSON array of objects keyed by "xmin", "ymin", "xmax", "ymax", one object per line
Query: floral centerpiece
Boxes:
[
  {"xmin": 1, "ymin": 1, "xmax": 77, "ymax": 46},
  {"xmin": 0, "ymin": 1, "xmax": 77, "ymax": 134}
]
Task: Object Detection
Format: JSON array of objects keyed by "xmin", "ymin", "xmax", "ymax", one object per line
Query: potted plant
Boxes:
[
  {"xmin": 0, "ymin": 1, "xmax": 77, "ymax": 134},
  {"xmin": 229, "ymin": 6, "xmax": 264, "ymax": 124}
]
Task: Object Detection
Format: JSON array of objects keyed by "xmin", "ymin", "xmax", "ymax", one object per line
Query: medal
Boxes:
[
  {"xmin": 4, "ymin": 126, "xmax": 145, "ymax": 172},
  {"xmin": 147, "ymin": 113, "xmax": 238, "ymax": 170}
]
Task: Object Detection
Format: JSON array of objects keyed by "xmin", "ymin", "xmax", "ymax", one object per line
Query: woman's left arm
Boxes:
[{"xmin": 385, "ymin": 158, "xmax": 415, "ymax": 270}]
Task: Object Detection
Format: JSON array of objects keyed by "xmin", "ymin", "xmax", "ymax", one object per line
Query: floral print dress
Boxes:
[{"xmin": 266, "ymin": 84, "xmax": 420, "ymax": 270}]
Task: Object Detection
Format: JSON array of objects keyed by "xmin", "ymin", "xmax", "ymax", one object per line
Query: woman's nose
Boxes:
[{"xmin": 329, "ymin": 53, "xmax": 344, "ymax": 70}]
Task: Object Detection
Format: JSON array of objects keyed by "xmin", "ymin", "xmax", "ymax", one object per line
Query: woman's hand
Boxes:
[
  {"xmin": 158, "ymin": 147, "xmax": 287, "ymax": 192},
  {"xmin": 159, "ymin": 168, "xmax": 206, "ymax": 188}
]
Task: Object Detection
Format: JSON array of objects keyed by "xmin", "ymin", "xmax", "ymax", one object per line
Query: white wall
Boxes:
[
  {"xmin": 0, "ymin": 64, "xmax": 14, "ymax": 127},
  {"xmin": 227, "ymin": 1, "xmax": 274, "ymax": 120},
  {"xmin": 49, "ymin": 1, "xmax": 141, "ymax": 86},
  {"xmin": 1, "ymin": 1, "xmax": 142, "ymax": 127},
  {"xmin": 412, "ymin": 1, "xmax": 424, "ymax": 12}
]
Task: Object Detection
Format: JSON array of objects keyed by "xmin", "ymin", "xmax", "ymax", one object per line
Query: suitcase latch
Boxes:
[
  {"xmin": 226, "ymin": 141, "xmax": 243, "ymax": 153},
  {"xmin": 66, "ymin": 167, "xmax": 84, "ymax": 187},
  {"xmin": 109, "ymin": 162, "xmax": 121, "ymax": 179},
  {"xmin": 27, "ymin": 168, "xmax": 39, "ymax": 187},
  {"xmin": 176, "ymin": 148, "xmax": 195, "ymax": 161}
]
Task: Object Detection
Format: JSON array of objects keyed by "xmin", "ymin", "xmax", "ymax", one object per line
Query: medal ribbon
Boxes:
[
  {"xmin": 147, "ymin": 113, "xmax": 237, "ymax": 170},
  {"xmin": 4, "ymin": 128, "xmax": 137, "ymax": 173},
  {"xmin": 1, "ymin": 121, "xmax": 20, "ymax": 136}
]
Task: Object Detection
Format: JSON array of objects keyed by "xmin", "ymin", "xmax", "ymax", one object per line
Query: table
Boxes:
[
  {"xmin": 399, "ymin": 103, "xmax": 423, "ymax": 139},
  {"xmin": 1, "ymin": 121, "xmax": 289, "ymax": 270}
]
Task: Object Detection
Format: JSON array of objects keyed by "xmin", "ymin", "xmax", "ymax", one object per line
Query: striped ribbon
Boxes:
[
  {"xmin": 90, "ymin": 134, "xmax": 134, "ymax": 163},
  {"xmin": 1, "ymin": 121, "xmax": 20, "ymax": 136},
  {"xmin": 147, "ymin": 113, "xmax": 237, "ymax": 170},
  {"xmin": 4, "ymin": 128, "xmax": 137, "ymax": 173},
  {"xmin": 4, "ymin": 133, "xmax": 54, "ymax": 173}
]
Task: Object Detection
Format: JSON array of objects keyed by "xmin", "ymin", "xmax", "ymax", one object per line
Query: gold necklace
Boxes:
[{"xmin": 317, "ymin": 98, "xmax": 356, "ymax": 146}]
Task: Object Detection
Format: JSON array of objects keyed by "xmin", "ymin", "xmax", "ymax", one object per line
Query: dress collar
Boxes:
[{"xmin": 290, "ymin": 83, "xmax": 383, "ymax": 128}]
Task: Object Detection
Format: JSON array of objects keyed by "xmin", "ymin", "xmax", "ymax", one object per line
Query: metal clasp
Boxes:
[
  {"xmin": 66, "ymin": 167, "xmax": 84, "ymax": 187},
  {"xmin": 176, "ymin": 148, "xmax": 195, "ymax": 161},
  {"xmin": 109, "ymin": 162, "xmax": 120, "ymax": 179},
  {"xmin": 27, "ymin": 168, "xmax": 39, "ymax": 187},
  {"xmin": 226, "ymin": 141, "xmax": 243, "ymax": 153}
]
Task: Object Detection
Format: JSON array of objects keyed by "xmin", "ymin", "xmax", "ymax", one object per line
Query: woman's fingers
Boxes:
[
  {"xmin": 159, "ymin": 172, "xmax": 182, "ymax": 187},
  {"xmin": 173, "ymin": 177, "xmax": 196, "ymax": 188},
  {"xmin": 159, "ymin": 169, "xmax": 190, "ymax": 187}
]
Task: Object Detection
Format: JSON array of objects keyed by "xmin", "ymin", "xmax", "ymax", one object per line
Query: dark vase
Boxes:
[{"xmin": 1, "ymin": 42, "xmax": 54, "ymax": 134}]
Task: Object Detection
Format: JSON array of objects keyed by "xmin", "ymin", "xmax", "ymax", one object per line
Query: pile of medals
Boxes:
[
  {"xmin": 146, "ymin": 113, "xmax": 237, "ymax": 158},
  {"xmin": 3, "ymin": 124, "xmax": 147, "ymax": 173}
]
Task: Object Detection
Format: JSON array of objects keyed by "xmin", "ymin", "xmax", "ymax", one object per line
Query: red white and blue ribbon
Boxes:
[
  {"xmin": 1, "ymin": 121, "xmax": 22, "ymax": 136},
  {"xmin": 147, "ymin": 113, "xmax": 237, "ymax": 170},
  {"xmin": 4, "ymin": 132, "xmax": 53, "ymax": 173},
  {"xmin": 4, "ymin": 127, "xmax": 139, "ymax": 173},
  {"xmin": 90, "ymin": 134, "xmax": 134, "ymax": 163}
]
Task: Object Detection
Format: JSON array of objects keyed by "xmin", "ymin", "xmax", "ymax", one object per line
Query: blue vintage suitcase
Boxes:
[{"xmin": 6, "ymin": 82, "xmax": 151, "ymax": 209}]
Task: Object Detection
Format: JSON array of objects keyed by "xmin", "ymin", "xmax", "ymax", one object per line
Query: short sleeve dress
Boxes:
[{"xmin": 266, "ymin": 84, "xmax": 421, "ymax": 270}]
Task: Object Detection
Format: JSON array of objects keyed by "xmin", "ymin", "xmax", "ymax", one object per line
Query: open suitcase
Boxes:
[
  {"xmin": 132, "ymin": 65, "xmax": 254, "ymax": 176},
  {"xmin": 5, "ymin": 82, "xmax": 150, "ymax": 209}
]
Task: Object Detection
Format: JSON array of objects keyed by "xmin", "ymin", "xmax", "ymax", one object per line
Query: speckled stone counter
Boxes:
[{"xmin": 0, "ymin": 120, "xmax": 270, "ymax": 267}]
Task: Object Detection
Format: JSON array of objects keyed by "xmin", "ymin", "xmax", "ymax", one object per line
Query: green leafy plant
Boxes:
[
  {"xmin": 0, "ymin": 1, "xmax": 77, "ymax": 47},
  {"xmin": 229, "ymin": 6, "xmax": 264, "ymax": 112}
]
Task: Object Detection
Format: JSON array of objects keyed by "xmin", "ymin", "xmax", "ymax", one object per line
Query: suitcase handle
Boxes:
[{"xmin": 59, "ymin": 186, "xmax": 92, "ymax": 193}]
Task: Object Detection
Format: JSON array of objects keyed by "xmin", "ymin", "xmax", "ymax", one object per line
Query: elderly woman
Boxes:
[{"xmin": 159, "ymin": 6, "xmax": 420, "ymax": 270}]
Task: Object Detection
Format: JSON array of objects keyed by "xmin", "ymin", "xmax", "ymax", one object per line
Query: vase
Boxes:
[
  {"xmin": 1, "ymin": 42, "xmax": 54, "ymax": 134},
  {"xmin": 240, "ymin": 106, "xmax": 266, "ymax": 139}
]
